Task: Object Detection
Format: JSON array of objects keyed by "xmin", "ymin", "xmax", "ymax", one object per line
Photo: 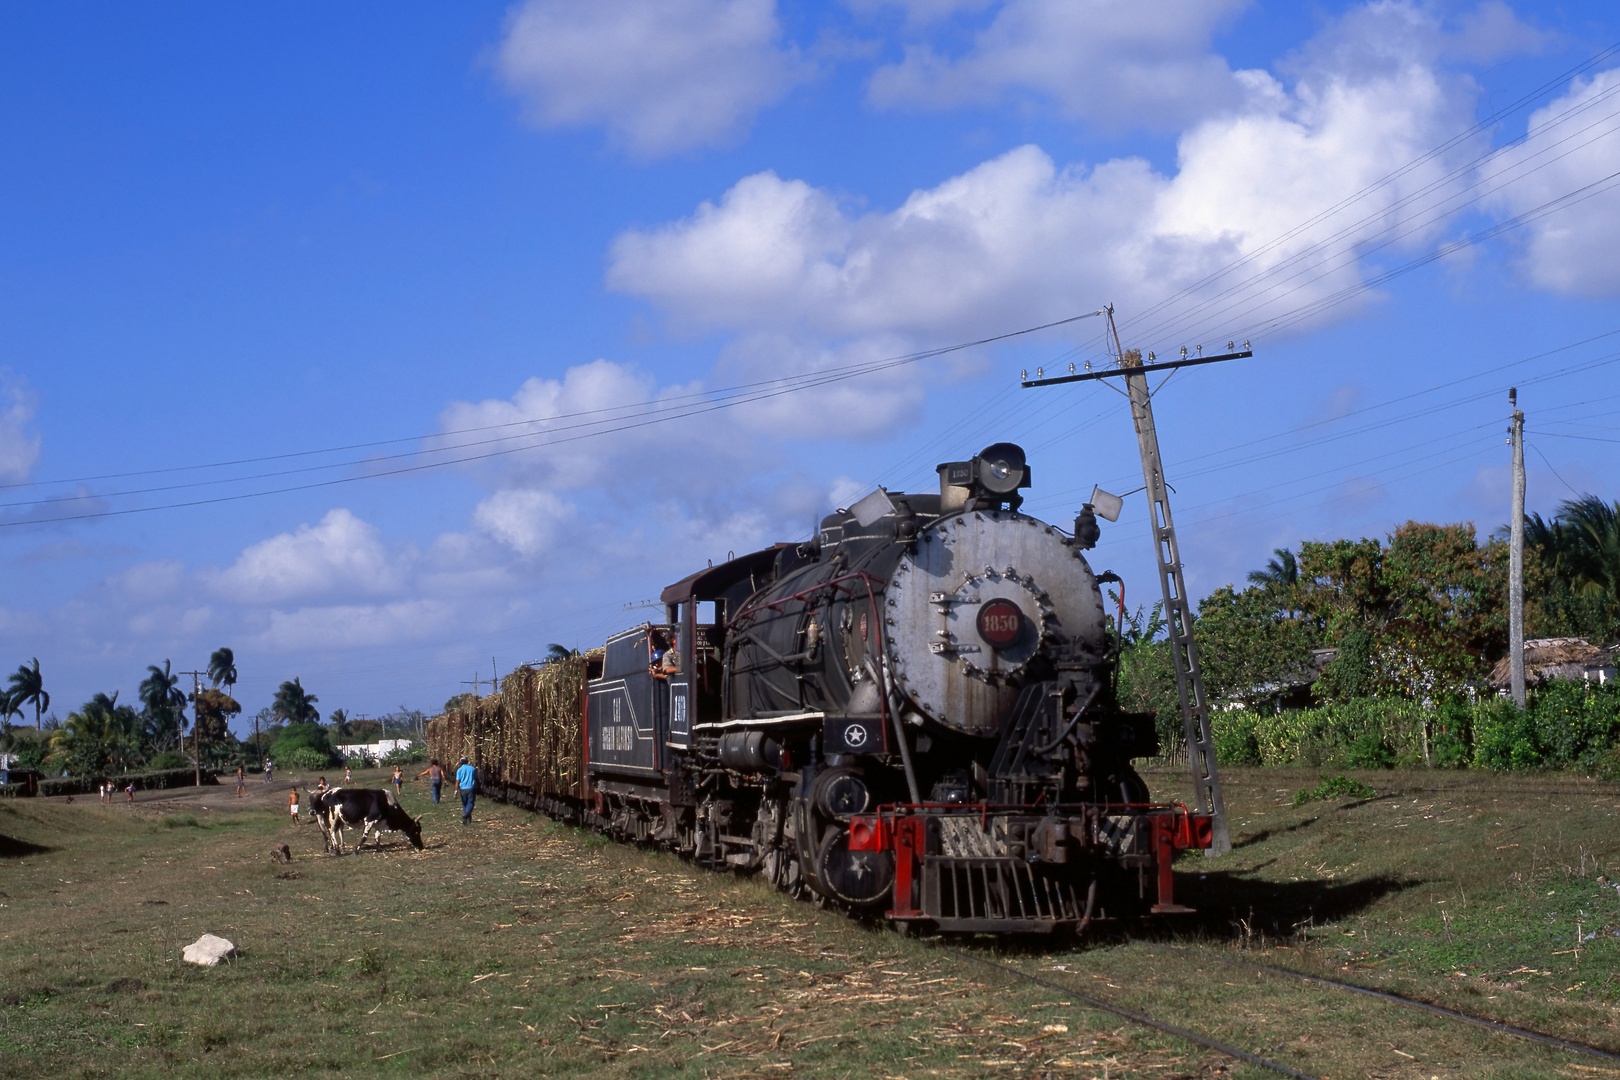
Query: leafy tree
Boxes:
[
  {"xmin": 5, "ymin": 659, "xmax": 48, "ymax": 730},
  {"xmin": 443, "ymin": 693, "xmax": 473, "ymax": 713},
  {"xmin": 207, "ymin": 646, "xmax": 237, "ymax": 693},
  {"xmin": 1295, "ymin": 523, "xmax": 1507, "ymax": 702},
  {"xmin": 1196, "ymin": 582, "xmax": 1315, "ymax": 707},
  {"xmin": 272, "ymin": 678, "xmax": 320, "ymax": 724},
  {"xmin": 267, "ymin": 720, "xmax": 332, "ymax": 765},
  {"xmin": 544, "ymin": 643, "xmax": 576, "ymax": 665},
  {"xmin": 192, "ymin": 688, "xmax": 240, "ymax": 745},
  {"xmin": 1113, "ymin": 601, "xmax": 1178, "ymax": 723},
  {"xmin": 138, "ymin": 660, "xmax": 189, "ymax": 753},
  {"xmin": 1297, "ymin": 537, "xmax": 1387, "ymax": 639},
  {"xmin": 1315, "ymin": 627, "xmax": 1376, "ymax": 702}
]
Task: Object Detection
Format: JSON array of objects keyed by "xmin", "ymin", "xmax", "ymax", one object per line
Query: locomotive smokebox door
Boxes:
[{"xmin": 887, "ymin": 513, "xmax": 1105, "ymax": 736}]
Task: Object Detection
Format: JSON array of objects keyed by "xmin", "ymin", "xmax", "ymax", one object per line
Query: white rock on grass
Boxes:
[{"xmin": 182, "ymin": 934, "xmax": 237, "ymax": 966}]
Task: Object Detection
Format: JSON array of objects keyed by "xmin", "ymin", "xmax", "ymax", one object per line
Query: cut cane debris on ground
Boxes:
[{"xmin": 0, "ymin": 765, "xmax": 1616, "ymax": 1078}]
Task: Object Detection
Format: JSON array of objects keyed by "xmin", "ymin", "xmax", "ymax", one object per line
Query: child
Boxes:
[
  {"xmin": 288, "ymin": 786, "xmax": 300, "ymax": 823},
  {"xmin": 391, "ymin": 765, "xmax": 403, "ymax": 797},
  {"xmin": 125, "ymin": 783, "xmax": 135, "ymax": 803},
  {"xmin": 344, "ymin": 764, "xmax": 353, "ymax": 784}
]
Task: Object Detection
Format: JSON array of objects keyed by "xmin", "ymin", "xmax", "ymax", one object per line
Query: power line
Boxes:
[{"xmin": 0, "ymin": 311, "xmax": 1103, "ymax": 528}]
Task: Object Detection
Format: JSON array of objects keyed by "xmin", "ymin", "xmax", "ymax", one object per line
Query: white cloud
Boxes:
[
  {"xmin": 0, "ymin": 370, "xmax": 40, "ymax": 483},
  {"xmin": 256, "ymin": 600, "xmax": 452, "ymax": 653},
  {"xmin": 1488, "ymin": 67, "xmax": 1620, "ymax": 298},
  {"xmin": 432, "ymin": 358, "xmax": 776, "ymax": 496},
  {"xmin": 865, "ymin": 0, "xmax": 1252, "ymax": 130},
  {"xmin": 611, "ymin": 24, "xmax": 1482, "ymax": 352},
  {"xmin": 208, "ymin": 509, "xmax": 409, "ymax": 605},
  {"xmin": 494, "ymin": 0, "xmax": 809, "ymax": 155},
  {"xmin": 473, "ymin": 488, "xmax": 575, "ymax": 557},
  {"xmin": 611, "ymin": 3, "xmax": 1580, "ymax": 355}
]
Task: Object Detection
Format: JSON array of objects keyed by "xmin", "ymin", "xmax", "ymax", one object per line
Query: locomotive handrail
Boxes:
[{"xmin": 726, "ymin": 569, "xmax": 886, "ymax": 627}]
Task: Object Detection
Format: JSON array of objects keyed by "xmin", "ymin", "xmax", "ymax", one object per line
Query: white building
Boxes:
[{"xmin": 333, "ymin": 739, "xmax": 416, "ymax": 764}]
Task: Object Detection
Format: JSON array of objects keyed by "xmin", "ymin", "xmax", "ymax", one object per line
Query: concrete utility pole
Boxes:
[
  {"xmin": 1509, "ymin": 388, "xmax": 1527, "ymax": 709},
  {"xmin": 1022, "ymin": 306, "xmax": 1249, "ymax": 857}
]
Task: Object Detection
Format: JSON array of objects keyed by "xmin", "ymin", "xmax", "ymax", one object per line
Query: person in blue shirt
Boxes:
[{"xmin": 455, "ymin": 756, "xmax": 477, "ymax": 824}]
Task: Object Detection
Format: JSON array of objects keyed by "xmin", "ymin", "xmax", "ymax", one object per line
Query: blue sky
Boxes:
[{"xmin": 2, "ymin": 0, "xmax": 1618, "ymax": 731}]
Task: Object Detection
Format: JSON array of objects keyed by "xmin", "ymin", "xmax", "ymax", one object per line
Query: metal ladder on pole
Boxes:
[{"xmin": 1119, "ymin": 344, "xmax": 1230, "ymax": 855}]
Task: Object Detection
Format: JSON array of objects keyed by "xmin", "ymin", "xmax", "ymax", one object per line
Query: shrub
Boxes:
[
  {"xmin": 1211, "ymin": 711, "xmax": 1262, "ymax": 765},
  {"xmin": 1340, "ymin": 731, "xmax": 1395, "ymax": 770},
  {"xmin": 280, "ymin": 746, "xmax": 331, "ymax": 773},
  {"xmin": 1292, "ymin": 775, "xmax": 1377, "ymax": 806},
  {"xmin": 1474, "ymin": 701, "xmax": 1542, "ymax": 770},
  {"xmin": 1527, "ymin": 680, "xmax": 1620, "ymax": 771},
  {"xmin": 148, "ymin": 751, "xmax": 190, "ymax": 770},
  {"xmin": 382, "ymin": 745, "xmax": 426, "ymax": 767}
]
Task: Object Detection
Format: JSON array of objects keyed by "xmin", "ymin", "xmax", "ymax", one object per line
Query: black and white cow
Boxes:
[{"xmin": 311, "ymin": 788, "xmax": 423, "ymax": 854}]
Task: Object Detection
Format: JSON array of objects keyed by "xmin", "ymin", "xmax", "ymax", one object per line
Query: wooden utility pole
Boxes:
[
  {"xmin": 1022, "ymin": 305, "xmax": 1246, "ymax": 856},
  {"xmin": 1508, "ymin": 388, "xmax": 1527, "ymax": 709},
  {"xmin": 179, "ymin": 670, "xmax": 207, "ymax": 787}
]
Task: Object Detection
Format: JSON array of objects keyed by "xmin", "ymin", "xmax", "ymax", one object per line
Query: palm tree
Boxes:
[
  {"xmin": 6, "ymin": 659, "xmax": 48, "ymax": 730},
  {"xmin": 544, "ymin": 643, "xmax": 576, "ymax": 665},
  {"xmin": 207, "ymin": 647, "xmax": 237, "ymax": 694},
  {"xmin": 1247, "ymin": 548, "xmax": 1299, "ymax": 588},
  {"xmin": 0, "ymin": 689, "xmax": 20, "ymax": 757},
  {"xmin": 139, "ymin": 661, "xmax": 189, "ymax": 753},
  {"xmin": 1513, "ymin": 497, "xmax": 1620, "ymax": 639},
  {"xmin": 1559, "ymin": 495, "xmax": 1620, "ymax": 605},
  {"xmin": 52, "ymin": 692, "xmax": 142, "ymax": 778},
  {"xmin": 272, "ymin": 678, "xmax": 320, "ymax": 724}
]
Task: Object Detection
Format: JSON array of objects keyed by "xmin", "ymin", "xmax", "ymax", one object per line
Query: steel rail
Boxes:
[
  {"xmin": 1150, "ymin": 943, "xmax": 1620, "ymax": 1064},
  {"xmin": 939, "ymin": 946, "xmax": 1325, "ymax": 1080}
]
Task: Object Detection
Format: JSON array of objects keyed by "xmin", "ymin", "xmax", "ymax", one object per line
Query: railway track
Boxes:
[
  {"xmin": 1149, "ymin": 940, "xmax": 1620, "ymax": 1064},
  {"xmin": 939, "ymin": 945, "xmax": 1325, "ymax": 1080},
  {"xmin": 939, "ymin": 939, "xmax": 1620, "ymax": 1077}
]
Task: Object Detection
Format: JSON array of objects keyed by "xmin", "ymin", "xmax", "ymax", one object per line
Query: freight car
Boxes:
[{"xmin": 428, "ymin": 442, "xmax": 1212, "ymax": 934}]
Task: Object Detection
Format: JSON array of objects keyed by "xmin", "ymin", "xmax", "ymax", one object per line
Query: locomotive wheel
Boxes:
[{"xmin": 813, "ymin": 827, "xmax": 895, "ymax": 908}]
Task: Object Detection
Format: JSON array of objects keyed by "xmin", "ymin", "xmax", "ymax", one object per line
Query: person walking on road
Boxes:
[
  {"xmin": 264, "ymin": 758, "xmax": 274, "ymax": 782},
  {"xmin": 418, "ymin": 760, "xmax": 444, "ymax": 804},
  {"xmin": 456, "ymin": 756, "xmax": 477, "ymax": 824},
  {"xmin": 235, "ymin": 766, "xmax": 246, "ymax": 797}
]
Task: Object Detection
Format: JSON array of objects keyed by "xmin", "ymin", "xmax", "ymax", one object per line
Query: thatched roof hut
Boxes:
[{"xmin": 1487, "ymin": 637, "xmax": 1615, "ymax": 690}]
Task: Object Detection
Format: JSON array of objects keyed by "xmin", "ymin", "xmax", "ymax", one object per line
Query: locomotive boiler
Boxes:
[{"xmin": 433, "ymin": 441, "xmax": 1212, "ymax": 934}]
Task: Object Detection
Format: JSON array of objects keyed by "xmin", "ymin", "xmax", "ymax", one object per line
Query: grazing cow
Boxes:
[{"xmin": 312, "ymin": 788, "xmax": 423, "ymax": 854}]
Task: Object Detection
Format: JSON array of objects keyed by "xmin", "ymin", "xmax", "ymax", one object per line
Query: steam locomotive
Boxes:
[{"xmin": 441, "ymin": 442, "xmax": 1212, "ymax": 934}]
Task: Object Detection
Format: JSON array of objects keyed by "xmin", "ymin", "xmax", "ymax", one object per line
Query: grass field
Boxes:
[{"xmin": 1, "ymin": 766, "xmax": 1618, "ymax": 1079}]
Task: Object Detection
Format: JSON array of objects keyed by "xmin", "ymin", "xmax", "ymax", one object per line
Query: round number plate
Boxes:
[{"xmin": 976, "ymin": 598, "xmax": 1026, "ymax": 648}]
